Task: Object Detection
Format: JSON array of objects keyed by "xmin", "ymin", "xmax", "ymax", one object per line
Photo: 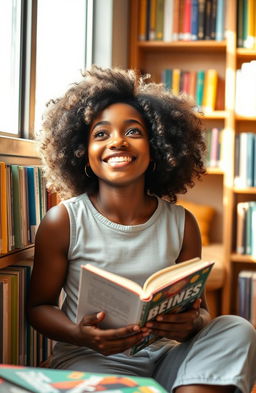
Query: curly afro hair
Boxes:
[{"xmin": 38, "ymin": 65, "xmax": 206, "ymax": 202}]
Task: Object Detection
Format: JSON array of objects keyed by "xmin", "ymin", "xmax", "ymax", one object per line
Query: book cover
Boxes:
[
  {"xmin": 0, "ymin": 276, "xmax": 11, "ymax": 364},
  {"xmin": 172, "ymin": 69, "xmax": 181, "ymax": 95},
  {"xmin": 149, "ymin": 0, "xmax": 157, "ymax": 40},
  {"xmin": 138, "ymin": 0, "xmax": 147, "ymax": 41},
  {"xmin": 183, "ymin": 0, "xmax": 192, "ymax": 40},
  {"xmin": 197, "ymin": 0, "xmax": 206, "ymax": 40},
  {"xmin": 155, "ymin": 0, "xmax": 164, "ymax": 40},
  {"xmin": 0, "ymin": 162, "xmax": 8, "ymax": 254},
  {"xmin": 238, "ymin": 270, "xmax": 253, "ymax": 321},
  {"xmin": 251, "ymin": 272, "xmax": 256, "ymax": 326},
  {"xmin": 202, "ymin": 69, "xmax": 218, "ymax": 112},
  {"xmin": 0, "ymin": 366, "xmax": 168, "ymax": 393},
  {"xmin": 172, "ymin": 0, "xmax": 179, "ymax": 40},
  {"xmin": 162, "ymin": 69, "xmax": 172, "ymax": 90},
  {"xmin": 195, "ymin": 70, "xmax": 205, "ymax": 107},
  {"xmin": 210, "ymin": 0, "xmax": 217, "ymax": 40},
  {"xmin": 77, "ymin": 258, "xmax": 214, "ymax": 355},
  {"xmin": 236, "ymin": 202, "xmax": 248, "ymax": 255},
  {"xmin": 191, "ymin": 0, "xmax": 199, "ymax": 40},
  {"xmin": 163, "ymin": 0, "xmax": 174, "ymax": 41}
]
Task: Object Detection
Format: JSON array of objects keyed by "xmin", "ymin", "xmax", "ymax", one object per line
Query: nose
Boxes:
[{"xmin": 108, "ymin": 134, "xmax": 128, "ymax": 149}]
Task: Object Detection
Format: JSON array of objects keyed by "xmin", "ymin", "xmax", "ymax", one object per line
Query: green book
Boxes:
[
  {"xmin": 195, "ymin": 70, "xmax": 205, "ymax": 108},
  {"xmin": 155, "ymin": 0, "xmax": 164, "ymax": 40},
  {"xmin": 0, "ymin": 366, "xmax": 168, "ymax": 393},
  {"xmin": 11, "ymin": 165, "xmax": 22, "ymax": 249}
]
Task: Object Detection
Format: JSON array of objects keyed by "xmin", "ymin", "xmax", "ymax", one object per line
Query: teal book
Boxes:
[
  {"xmin": 195, "ymin": 70, "xmax": 205, "ymax": 107},
  {"xmin": 11, "ymin": 165, "xmax": 22, "ymax": 249},
  {"xmin": 77, "ymin": 258, "xmax": 214, "ymax": 355},
  {"xmin": 216, "ymin": 0, "xmax": 225, "ymax": 41},
  {"xmin": 246, "ymin": 133, "xmax": 254, "ymax": 187},
  {"xmin": 0, "ymin": 366, "xmax": 168, "ymax": 393},
  {"xmin": 163, "ymin": 69, "xmax": 172, "ymax": 90}
]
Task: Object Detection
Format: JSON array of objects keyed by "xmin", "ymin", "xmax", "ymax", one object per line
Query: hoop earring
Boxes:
[{"xmin": 84, "ymin": 165, "xmax": 91, "ymax": 178}]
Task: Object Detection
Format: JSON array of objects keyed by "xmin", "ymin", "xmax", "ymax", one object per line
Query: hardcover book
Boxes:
[
  {"xmin": 77, "ymin": 258, "xmax": 214, "ymax": 355},
  {"xmin": 0, "ymin": 366, "xmax": 168, "ymax": 393}
]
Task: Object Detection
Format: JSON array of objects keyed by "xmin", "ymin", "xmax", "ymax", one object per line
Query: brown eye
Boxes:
[{"xmin": 126, "ymin": 128, "xmax": 142, "ymax": 136}]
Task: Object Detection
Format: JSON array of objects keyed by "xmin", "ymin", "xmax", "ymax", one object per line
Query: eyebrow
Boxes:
[{"xmin": 91, "ymin": 119, "xmax": 144, "ymax": 131}]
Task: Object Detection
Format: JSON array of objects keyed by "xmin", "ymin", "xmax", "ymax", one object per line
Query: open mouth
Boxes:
[{"xmin": 103, "ymin": 155, "xmax": 135, "ymax": 167}]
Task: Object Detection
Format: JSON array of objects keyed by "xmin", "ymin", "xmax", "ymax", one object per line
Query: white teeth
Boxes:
[{"xmin": 107, "ymin": 156, "xmax": 132, "ymax": 164}]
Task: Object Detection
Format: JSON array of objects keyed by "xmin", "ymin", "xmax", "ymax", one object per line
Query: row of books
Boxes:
[
  {"xmin": 0, "ymin": 163, "xmax": 59, "ymax": 255},
  {"xmin": 162, "ymin": 68, "xmax": 221, "ymax": 111},
  {"xmin": 235, "ymin": 61, "xmax": 256, "ymax": 117},
  {"xmin": 204, "ymin": 128, "xmax": 224, "ymax": 169},
  {"xmin": 236, "ymin": 201, "xmax": 256, "ymax": 257},
  {"xmin": 138, "ymin": 0, "xmax": 226, "ymax": 42},
  {"xmin": 238, "ymin": 270, "xmax": 256, "ymax": 326},
  {"xmin": 237, "ymin": 0, "xmax": 256, "ymax": 49},
  {"xmin": 234, "ymin": 132, "xmax": 256, "ymax": 188},
  {"xmin": 0, "ymin": 261, "xmax": 52, "ymax": 366}
]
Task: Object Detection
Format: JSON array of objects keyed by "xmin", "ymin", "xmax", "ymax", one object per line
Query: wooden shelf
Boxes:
[
  {"xmin": 199, "ymin": 111, "xmax": 227, "ymax": 120},
  {"xmin": 235, "ymin": 115, "xmax": 256, "ymax": 121},
  {"xmin": 236, "ymin": 48, "xmax": 256, "ymax": 58},
  {"xmin": 233, "ymin": 187, "xmax": 256, "ymax": 194},
  {"xmin": 137, "ymin": 40, "xmax": 226, "ymax": 52},
  {"xmin": 206, "ymin": 167, "xmax": 224, "ymax": 175},
  {"xmin": 0, "ymin": 246, "xmax": 34, "ymax": 269},
  {"xmin": 231, "ymin": 253, "xmax": 256, "ymax": 263}
]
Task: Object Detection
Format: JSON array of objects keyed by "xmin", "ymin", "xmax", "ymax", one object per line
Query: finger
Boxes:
[{"xmin": 80, "ymin": 311, "xmax": 105, "ymax": 326}]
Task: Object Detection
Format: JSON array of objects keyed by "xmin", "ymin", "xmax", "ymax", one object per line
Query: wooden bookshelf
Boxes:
[
  {"xmin": 0, "ymin": 135, "xmax": 40, "ymax": 265},
  {"xmin": 129, "ymin": 0, "xmax": 256, "ymax": 316}
]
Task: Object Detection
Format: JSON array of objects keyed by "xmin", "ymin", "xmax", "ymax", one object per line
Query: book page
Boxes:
[
  {"xmin": 77, "ymin": 269, "xmax": 143, "ymax": 329},
  {"xmin": 142, "ymin": 259, "xmax": 214, "ymax": 297}
]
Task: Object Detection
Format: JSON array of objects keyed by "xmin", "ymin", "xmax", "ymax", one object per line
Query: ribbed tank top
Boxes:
[{"xmin": 61, "ymin": 193, "xmax": 185, "ymax": 324}]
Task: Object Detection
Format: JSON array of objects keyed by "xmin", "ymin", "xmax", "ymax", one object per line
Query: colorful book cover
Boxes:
[
  {"xmin": 0, "ymin": 366, "xmax": 168, "ymax": 393},
  {"xmin": 195, "ymin": 70, "xmax": 205, "ymax": 107},
  {"xmin": 77, "ymin": 259, "xmax": 214, "ymax": 355},
  {"xmin": 0, "ymin": 162, "xmax": 8, "ymax": 254}
]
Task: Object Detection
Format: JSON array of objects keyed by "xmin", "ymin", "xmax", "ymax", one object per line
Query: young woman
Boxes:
[{"xmin": 28, "ymin": 66, "xmax": 256, "ymax": 393}]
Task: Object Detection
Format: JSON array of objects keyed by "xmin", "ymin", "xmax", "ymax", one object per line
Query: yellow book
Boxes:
[
  {"xmin": 172, "ymin": 69, "xmax": 181, "ymax": 95},
  {"xmin": 149, "ymin": 0, "xmax": 157, "ymax": 40},
  {"xmin": 245, "ymin": 0, "xmax": 255, "ymax": 49},
  {"xmin": 139, "ymin": 0, "xmax": 147, "ymax": 41},
  {"xmin": 202, "ymin": 69, "xmax": 218, "ymax": 112},
  {"xmin": 0, "ymin": 162, "xmax": 8, "ymax": 254}
]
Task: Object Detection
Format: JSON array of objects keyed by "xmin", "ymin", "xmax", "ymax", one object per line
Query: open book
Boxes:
[{"xmin": 77, "ymin": 258, "xmax": 214, "ymax": 355}]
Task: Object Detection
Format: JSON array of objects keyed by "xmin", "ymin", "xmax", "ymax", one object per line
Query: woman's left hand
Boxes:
[{"xmin": 143, "ymin": 298, "xmax": 208, "ymax": 342}]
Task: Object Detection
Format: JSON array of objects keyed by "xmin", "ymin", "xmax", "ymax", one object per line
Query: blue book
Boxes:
[
  {"xmin": 191, "ymin": 0, "xmax": 199, "ymax": 40},
  {"xmin": 246, "ymin": 133, "xmax": 254, "ymax": 187},
  {"xmin": 238, "ymin": 271, "xmax": 252, "ymax": 321},
  {"xmin": 215, "ymin": 0, "xmax": 225, "ymax": 41}
]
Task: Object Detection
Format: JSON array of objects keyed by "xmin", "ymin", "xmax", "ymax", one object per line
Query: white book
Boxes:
[{"xmin": 163, "ymin": 0, "xmax": 174, "ymax": 41}]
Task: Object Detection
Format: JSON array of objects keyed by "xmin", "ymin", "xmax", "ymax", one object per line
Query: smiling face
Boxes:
[{"xmin": 88, "ymin": 103, "xmax": 150, "ymax": 188}]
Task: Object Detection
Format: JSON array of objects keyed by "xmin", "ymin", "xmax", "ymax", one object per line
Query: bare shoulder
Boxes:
[
  {"xmin": 176, "ymin": 207, "xmax": 202, "ymax": 262},
  {"xmin": 35, "ymin": 203, "xmax": 70, "ymax": 255}
]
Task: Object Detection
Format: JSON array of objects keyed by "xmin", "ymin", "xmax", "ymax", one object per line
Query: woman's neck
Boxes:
[{"xmin": 90, "ymin": 184, "xmax": 157, "ymax": 226}]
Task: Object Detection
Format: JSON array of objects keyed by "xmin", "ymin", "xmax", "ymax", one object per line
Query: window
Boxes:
[
  {"xmin": 0, "ymin": 0, "xmax": 22, "ymax": 135},
  {"xmin": 0, "ymin": 0, "xmax": 93, "ymax": 137},
  {"xmin": 34, "ymin": 0, "xmax": 89, "ymax": 133}
]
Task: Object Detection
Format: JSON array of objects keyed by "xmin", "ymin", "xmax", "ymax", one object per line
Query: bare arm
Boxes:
[{"xmin": 27, "ymin": 204, "xmax": 144, "ymax": 355}]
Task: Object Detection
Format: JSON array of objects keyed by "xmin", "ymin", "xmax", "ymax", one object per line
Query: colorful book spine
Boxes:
[
  {"xmin": 202, "ymin": 69, "xmax": 218, "ymax": 112},
  {"xmin": 195, "ymin": 70, "xmax": 205, "ymax": 107},
  {"xmin": 163, "ymin": 0, "xmax": 174, "ymax": 41},
  {"xmin": 155, "ymin": 0, "xmax": 164, "ymax": 40},
  {"xmin": 191, "ymin": 0, "xmax": 199, "ymax": 40}
]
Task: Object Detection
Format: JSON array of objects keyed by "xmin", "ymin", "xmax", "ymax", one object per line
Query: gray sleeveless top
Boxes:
[{"xmin": 52, "ymin": 193, "xmax": 185, "ymax": 367}]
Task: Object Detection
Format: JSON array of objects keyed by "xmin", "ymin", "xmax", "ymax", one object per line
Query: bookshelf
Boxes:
[
  {"xmin": 128, "ymin": 0, "xmax": 256, "ymax": 318},
  {"xmin": 0, "ymin": 135, "xmax": 53, "ymax": 365}
]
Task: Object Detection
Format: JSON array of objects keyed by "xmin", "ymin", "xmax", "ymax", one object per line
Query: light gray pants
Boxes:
[{"xmin": 52, "ymin": 315, "xmax": 256, "ymax": 393}]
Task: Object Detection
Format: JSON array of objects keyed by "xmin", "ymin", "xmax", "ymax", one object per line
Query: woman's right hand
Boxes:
[{"xmin": 74, "ymin": 312, "xmax": 147, "ymax": 356}]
